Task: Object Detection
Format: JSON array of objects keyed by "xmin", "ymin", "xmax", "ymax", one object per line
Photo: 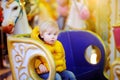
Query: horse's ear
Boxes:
[
  {"xmin": 6, "ymin": 0, "xmax": 14, "ymax": 8},
  {"xmin": 19, "ymin": 0, "xmax": 25, "ymax": 7},
  {"xmin": 19, "ymin": 0, "xmax": 31, "ymax": 14},
  {"xmin": 24, "ymin": 0, "xmax": 32, "ymax": 14},
  {"xmin": 7, "ymin": 0, "xmax": 14, "ymax": 3}
]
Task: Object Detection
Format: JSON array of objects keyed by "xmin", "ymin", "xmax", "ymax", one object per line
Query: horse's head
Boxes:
[{"xmin": 1, "ymin": 0, "xmax": 22, "ymax": 34}]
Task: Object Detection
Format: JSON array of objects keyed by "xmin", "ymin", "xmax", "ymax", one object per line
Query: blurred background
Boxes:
[{"xmin": 0, "ymin": 0, "xmax": 120, "ymax": 79}]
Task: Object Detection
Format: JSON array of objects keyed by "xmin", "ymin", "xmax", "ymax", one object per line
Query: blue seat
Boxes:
[{"xmin": 58, "ymin": 30, "xmax": 108, "ymax": 80}]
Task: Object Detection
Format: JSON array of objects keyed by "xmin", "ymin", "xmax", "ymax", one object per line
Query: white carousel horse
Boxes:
[
  {"xmin": 1, "ymin": 0, "xmax": 32, "ymax": 35},
  {"xmin": 66, "ymin": 0, "xmax": 90, "ymax": 30}
]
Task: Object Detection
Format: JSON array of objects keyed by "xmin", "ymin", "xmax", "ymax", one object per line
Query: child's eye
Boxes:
[
  {"xmin": 48, "ymin": 33, "xmax": 51, "ymax": 35},
  {"xmin": 54, "ymin": 32, "xmax": 58, "ymax": 35},
  {"xmin": 54, "ymin": 33, "xmax": 57, "ymax": 35}
]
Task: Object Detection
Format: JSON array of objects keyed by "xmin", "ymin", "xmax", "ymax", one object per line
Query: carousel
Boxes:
[{"xmin": 0, "ymin": 0, "xmax": 120, "ymax": 80}]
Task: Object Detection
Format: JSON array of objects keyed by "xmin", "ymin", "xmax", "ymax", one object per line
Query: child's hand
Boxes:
[{"xmin": 39, "ymin": 64, "xmax": 48, "ymax": 74}]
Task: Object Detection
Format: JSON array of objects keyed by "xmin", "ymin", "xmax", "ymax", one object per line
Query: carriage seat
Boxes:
[
  {"xmin": 7, "ymin": 30, "xmax": 108, "ymax": 80},
  {"xmin": 58, "ymin": 30, "xmax": 108, "ymax": 80},
  {"xmin": 7, "ymin": 34, "xmax": 55, "ymax": 80}
]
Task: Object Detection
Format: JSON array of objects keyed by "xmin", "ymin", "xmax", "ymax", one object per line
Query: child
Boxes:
[{"xmin": 31, "ymin": 19, "xmax": 76, "ymax": 80}]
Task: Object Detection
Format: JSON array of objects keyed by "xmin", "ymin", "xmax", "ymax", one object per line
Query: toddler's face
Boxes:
[{"xmin": 41, "ymin": 28, "xmax": 59, "ymax": 45}]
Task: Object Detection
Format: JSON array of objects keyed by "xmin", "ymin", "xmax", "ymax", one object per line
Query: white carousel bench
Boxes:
[{"xmin": 7, "ymin": 34, "xmax": 55, "ymax": 80}]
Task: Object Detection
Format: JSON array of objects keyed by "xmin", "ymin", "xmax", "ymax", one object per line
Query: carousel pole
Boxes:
[{"xmin": 113, "ymin": 0, "xmax": 120, "ymax": 60}]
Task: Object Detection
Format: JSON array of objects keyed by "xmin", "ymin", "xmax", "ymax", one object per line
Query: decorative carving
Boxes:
[
  {"xmin": 110, "ymin": 58, "xmax": 120, "ymax": 80},
  {"xmin": 12, "ymin": 43, "xmax": 37, "ymax": 79},
  {"xmin": 7, "ymin": 37, "xmax": 55, "ymax": 80},
  {"xmin": 12, "ymin": 43, "xmax": 40, "ymax": 79}
]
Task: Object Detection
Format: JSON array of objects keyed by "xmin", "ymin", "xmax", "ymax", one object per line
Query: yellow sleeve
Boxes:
[
  {"xmin": 34, "ymin": 57, "xmax": 43, "ymax": 74},
  {"xmin": 54, "ymin": 41, "xmax": 65, "ymax": 59},
  {"xmin": 31, "ymin": 26, "xmax": 40, "ymax": 40},
  {"xmin": 34, "ymin": 58, "xmax": 42, "ymax": 68}
]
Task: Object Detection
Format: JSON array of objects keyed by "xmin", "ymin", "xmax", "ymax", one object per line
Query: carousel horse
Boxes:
[
  {"xmin": 1, "ymin": 0, "xmax": 32, "ymax": 35},
  {"xmin": 66, "ymin": 0, "xmax": 90, "ymax": 30},
  {"xmin": 1, "ymin": 0, "xmax": 55, "ymax": 80}
]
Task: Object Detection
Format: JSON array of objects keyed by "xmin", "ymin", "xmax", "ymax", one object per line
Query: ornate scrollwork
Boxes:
[
  {"xmin": 7, "ymin": 36, "xmax": 55, "ymax": 80},
  {"xmin": 12, "ymin": 43, "xmax": 39, "ymax": 80},
  {"xmin": 110, "ymin": 58, "xmax": 120, "ymax": 80}
]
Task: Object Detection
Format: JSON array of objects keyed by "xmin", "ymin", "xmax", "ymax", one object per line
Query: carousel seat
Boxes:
[
  {"xmin": 58, "ymin": 30, "xmax": 108, "ymax": 80},
  {"xmin": 7, "ymin": 34, "xmax": 55, "ymax": 80},
  {"xmin": 7, "ymin": 30, "xmax": 108, "ymax": 80}
]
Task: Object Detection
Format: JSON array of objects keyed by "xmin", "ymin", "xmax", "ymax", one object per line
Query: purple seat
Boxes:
[{"xmin": 58, "ymin": 30, "xmax": 108, "ymax": 80}]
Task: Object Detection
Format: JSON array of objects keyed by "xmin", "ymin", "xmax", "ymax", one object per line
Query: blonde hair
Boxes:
[{"xmin": 39, "ymin": 19, "xmax": 59, "ymax": 34}]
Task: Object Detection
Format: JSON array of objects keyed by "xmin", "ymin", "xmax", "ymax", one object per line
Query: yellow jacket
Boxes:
[{"xmin": 31, "ymin": 27, "xmax": 66, "ymax": 74}]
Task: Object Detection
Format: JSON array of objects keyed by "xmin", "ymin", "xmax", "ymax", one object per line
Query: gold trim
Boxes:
[{"xmin": 110, "ymin": 58, "xmax": 120, "ymax": 80}]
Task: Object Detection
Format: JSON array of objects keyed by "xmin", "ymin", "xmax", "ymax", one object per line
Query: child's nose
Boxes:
[{"xmin": 52, "ymin": 36, "xmax": 55, "ymax": 39}]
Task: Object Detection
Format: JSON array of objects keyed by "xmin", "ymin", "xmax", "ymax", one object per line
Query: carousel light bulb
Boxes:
[{"xmin": 90, "ymin": 49, "xmax": 97, "ymax": 64}]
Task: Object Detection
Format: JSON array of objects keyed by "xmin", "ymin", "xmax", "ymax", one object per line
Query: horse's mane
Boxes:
[{"xmin": 24, "ymin": 0, "xmax": 32, "ymax": 14}]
